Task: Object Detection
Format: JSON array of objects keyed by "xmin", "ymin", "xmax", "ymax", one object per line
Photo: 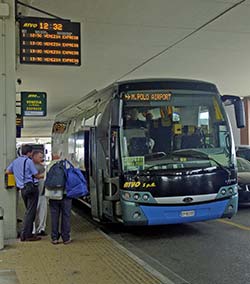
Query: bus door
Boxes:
[
  {"xmin": 89, "ymin": 127, "xmax": 102, "ymax": 221},
  {"xmin": 83, "ymin": 131, "xmax": 90, "ymax": 184},
  {"xmin": 103, "ymin": 98, "xmax": 123, "ymax": 219}
]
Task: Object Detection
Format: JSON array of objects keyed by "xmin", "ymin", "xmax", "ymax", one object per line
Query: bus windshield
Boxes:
[{"xmin": 120, "ymin": 92, "xmax": 232, "ymax": 172}]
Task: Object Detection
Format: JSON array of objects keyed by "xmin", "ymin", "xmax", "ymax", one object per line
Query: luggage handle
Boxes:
[
  {"xmin": 63, "ymin": 159, "xmax": 74, "ymax": 169},
  {"xmin": 63, "ymin": 159, "xmax": 73, "ymax": 177}
]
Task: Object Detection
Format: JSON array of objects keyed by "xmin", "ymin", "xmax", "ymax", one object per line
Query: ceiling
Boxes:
[{"xmin": 15, "ymin": 0, "xmax": 250, "ymax": 137}]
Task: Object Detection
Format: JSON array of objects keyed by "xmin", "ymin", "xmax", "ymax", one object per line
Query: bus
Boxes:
[{"xmin": 52, "ymin": 79, "xmax": 245, "ymax": 225}]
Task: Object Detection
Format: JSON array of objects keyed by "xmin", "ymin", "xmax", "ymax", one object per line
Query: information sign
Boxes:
[
  {"xmin": 19, "ymin": 17, "xmax": 81, "ymax": 66},
  {"xmin": 21, "ymin": 92, "xmax": 47, "ymax": 117}
]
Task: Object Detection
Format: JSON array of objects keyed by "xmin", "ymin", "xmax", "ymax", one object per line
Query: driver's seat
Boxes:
[
  {"xmin": 129, "ymin": 137, "xmax": 150, "ymax": 156},
  {"xmin": 181, "ymin": 126, "xmax": 202, "ymax": 149}
]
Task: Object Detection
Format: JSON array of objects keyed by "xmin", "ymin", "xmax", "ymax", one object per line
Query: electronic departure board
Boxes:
[{"xmin": 19, "ymin": 17, "xmax": 81, "ymax": 66}]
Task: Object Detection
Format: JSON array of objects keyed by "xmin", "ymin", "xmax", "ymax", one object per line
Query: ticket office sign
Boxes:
[
  {"xmin": 19, "ymin": 17, "xmax": 81, "ymax": 66},
  {"xmin": 21, "ymin": 92, "xmax": 47, "ymax": 117}
]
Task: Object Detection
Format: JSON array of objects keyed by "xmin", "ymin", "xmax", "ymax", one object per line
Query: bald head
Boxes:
[{"xmin": 52, "ymin": 153, "xmax": 61, "ymax": 160}]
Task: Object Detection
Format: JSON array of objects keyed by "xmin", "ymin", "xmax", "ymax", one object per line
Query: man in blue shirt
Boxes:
[{"xmin": 6, "ymin": 144, "xmax": 44, "ymax": 241}]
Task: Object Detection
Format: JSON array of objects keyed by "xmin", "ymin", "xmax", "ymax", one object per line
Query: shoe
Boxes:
[
  {"xmin": 63, "ymin": 239, "xmax": 72, "ymax": 245},
  {"xmin": 21, "ymin": 236, "xmax": 41, "ymax": 242},
  {"xmin": 51, "ymin": 240, "xmax": 59, "ymax": 245},
  {"xmin": 37, "ymin": 231, "xmax": 47, "ymax": 236},
  {"xmin": 17, "ymin": 218, "xmax": 22, "ymax": 223}
]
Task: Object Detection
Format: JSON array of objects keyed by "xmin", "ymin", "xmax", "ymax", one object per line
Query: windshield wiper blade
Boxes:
[
  {"xmin": 146, "ymin": 162, "xmax": 182, "ymax": 170},
  {"xmin": 171, "ymin": 149, "xmax": 231, "ymax": 176}
]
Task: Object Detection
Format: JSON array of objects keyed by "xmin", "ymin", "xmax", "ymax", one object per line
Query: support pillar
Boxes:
[{"xmin": 0, "ymin": 0, "xmax": 17, "ymax": 239}]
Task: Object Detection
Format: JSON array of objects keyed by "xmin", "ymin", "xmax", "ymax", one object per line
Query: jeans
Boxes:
[
  {"xmin": 49, "ymin": 197, "xmax": 72, "ymax": 242},
  {"xmin": 21, "ymin": 185, "xmax": 39, "ymax": 239}
]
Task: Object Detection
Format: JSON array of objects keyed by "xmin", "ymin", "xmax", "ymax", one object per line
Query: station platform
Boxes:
[{"xmin": 0, "ymin": 201, "xmax": 162, "ymax": 284}]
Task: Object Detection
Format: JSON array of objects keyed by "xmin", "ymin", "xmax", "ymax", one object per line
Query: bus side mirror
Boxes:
[
  {"xmin": 221, "ymin": 95, "xmax": 245, "ymax": 128},
  {"xmin": 234, "ymin": 99, "xmax": 246, "ymax": 128}
]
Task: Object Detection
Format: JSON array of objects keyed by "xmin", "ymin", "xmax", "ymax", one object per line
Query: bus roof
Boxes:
[
  {"xmin": 116, "ymin": 78, "xmax": 218, "ymax": 93},
  {"xmin": 55, "ymin": 78, "xmax": 219, "ymax": 121}
]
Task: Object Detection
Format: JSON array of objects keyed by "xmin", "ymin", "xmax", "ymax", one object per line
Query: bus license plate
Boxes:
[{"xmin": 181, "ymin": 210, "xmax": 195, "ymax": 217}]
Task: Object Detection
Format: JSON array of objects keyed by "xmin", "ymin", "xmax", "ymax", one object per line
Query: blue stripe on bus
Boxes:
[{"xmin": 140, "ymin": 199, "xmax": 229, "ymax": 225}]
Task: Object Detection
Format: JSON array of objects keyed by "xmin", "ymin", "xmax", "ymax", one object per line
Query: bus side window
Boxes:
[{"xmin": 83, "ymin": 131, "xmax": 90, "ymax": 183}]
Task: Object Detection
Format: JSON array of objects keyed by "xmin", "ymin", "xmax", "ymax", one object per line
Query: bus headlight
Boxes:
[
  {"xmin": 133, "ymin": 193, "xmax": 140, "ymax": 200},
  {"xmin": 228, "ymin": 187, "xmax": 234, "ymax": 194},
  {"xmin": 123, "ymin": 192, "xmax": 131, "ymax": 200},
  {"xmin": 221, "ymin": 189, "xmax": 227, "ymax": 195},
  {"xmin": 142, "ymin": 194, "xmax": 150, "ymax": 201}
]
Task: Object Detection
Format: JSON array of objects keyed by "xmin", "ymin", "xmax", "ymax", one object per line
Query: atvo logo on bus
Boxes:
[
  {"xmin": 123, "ymin": 181, "xmax": 156, "ymax": 189},
  {"xmin": 182, "ymin": 197, "xmax": 194, "ymax": 203}
]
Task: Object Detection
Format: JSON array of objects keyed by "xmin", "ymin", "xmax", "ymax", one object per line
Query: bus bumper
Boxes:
[{"xmin": 121, "ymin": 197, "xmax": 237, "ymax": 226}]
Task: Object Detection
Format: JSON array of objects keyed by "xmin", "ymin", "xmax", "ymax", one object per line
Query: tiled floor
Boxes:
[{"xmin": 0, "ymin": 198, "xmax": 161, "ymax": 284}]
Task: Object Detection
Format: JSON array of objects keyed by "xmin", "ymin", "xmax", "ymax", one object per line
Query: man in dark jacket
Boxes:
[{"xmin": 46, "ymin": 152, "xmax": 72, "ymax": 245}]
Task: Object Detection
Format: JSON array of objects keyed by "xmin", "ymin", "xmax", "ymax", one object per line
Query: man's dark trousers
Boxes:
[
  {"xmin": 49, "ymin": 197, "xmax": 72, "ymax": 242},
  {"xmin": 21, "ymin": 185, "xmax": 39, "ymax": 240}
]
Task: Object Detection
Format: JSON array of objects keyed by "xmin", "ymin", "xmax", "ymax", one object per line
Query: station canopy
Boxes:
[{"xmin": 16, "ymin": 0, "xmax": 250, "ymax": 137}]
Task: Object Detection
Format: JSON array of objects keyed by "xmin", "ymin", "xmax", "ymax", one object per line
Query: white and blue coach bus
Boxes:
[{"xmin": 52, "ymin": 79, "xmax": 245, "ymax": 225}]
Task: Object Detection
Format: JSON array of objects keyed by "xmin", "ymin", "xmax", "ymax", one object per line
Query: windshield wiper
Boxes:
[
  {"xmin": 136, "ymin": 165, "xmax": 219, "ymax": 177},
  {"xmin": 171, "ymin": 149, "xmax": 231, "ymax": 176},
  {"xmin": 146, "ymin": 161, "xmax": 183, "ymax": 170}
]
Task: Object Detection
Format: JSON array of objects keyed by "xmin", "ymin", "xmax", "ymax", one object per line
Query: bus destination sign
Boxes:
[
  {"xmin": 19, "ymin": 17, "xmax": 81, "ymax": 66},
  {"xmin": 123, "ymin": 91, "xmax": 172, "ymax": 101},
  {"xmin": 21, "ymin": 92, "xmax": 47, "ymax": 117}
]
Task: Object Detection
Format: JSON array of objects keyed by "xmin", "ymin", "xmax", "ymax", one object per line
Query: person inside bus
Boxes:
[
  {"xmin": 124, "ymin": 108, "xmax": 146, "ymax": 128},
  {"xmin": 146, "ymin": 109, "xmax": 172, "ymax": 154},
  {"xmin": 125, "ymin": 111, "xmax": 155, "ymax": 156}
]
